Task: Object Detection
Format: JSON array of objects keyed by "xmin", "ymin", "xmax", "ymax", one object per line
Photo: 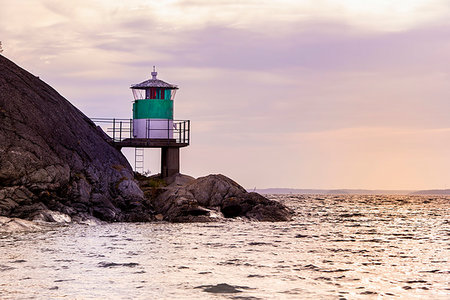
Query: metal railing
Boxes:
[{"xmin": 91, "ymin": 118, "xmax": 190, "ymax": 144}]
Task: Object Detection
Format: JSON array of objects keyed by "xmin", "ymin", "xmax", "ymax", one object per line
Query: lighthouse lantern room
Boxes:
[{"xmin": 131, "ymin": 67, "xmax": 178, "ymax": 139}]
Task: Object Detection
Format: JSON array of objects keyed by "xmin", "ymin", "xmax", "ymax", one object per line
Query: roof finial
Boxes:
[{"xmin": 151, "ymin": 66, "xmax": 157, "ymax": 80}]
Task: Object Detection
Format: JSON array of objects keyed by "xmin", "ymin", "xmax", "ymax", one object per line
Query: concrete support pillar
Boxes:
[{"xmin": 161, "ymin": 147, "xmax": 180, "ymax": 178}]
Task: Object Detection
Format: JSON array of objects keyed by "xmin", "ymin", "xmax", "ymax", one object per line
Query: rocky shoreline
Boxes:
[
  {"xmin": 137, "ymin": 173, "xmax": 292, "ymax": 223},
  {"xmin": 0, "ymin": 172, "xmax": 292, "ymax": 233}
]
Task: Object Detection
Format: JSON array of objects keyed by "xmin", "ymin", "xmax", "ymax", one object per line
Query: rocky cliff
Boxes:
[{"xmin": 0, "ymin": 55, "xmax": 150, "ymax": 222}]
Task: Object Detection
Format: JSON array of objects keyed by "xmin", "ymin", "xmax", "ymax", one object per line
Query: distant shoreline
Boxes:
[{"xmin": 249, "ymin": 188, "xmax": 450, "ymax": 196}]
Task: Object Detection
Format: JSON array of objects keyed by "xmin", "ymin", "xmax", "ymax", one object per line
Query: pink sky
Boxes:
[{"xmin": 1, "ymin": 0, "xmax": 449, "ymax": 189}]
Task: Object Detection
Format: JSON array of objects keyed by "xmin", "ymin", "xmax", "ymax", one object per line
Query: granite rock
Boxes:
[
  {"xmin": 0, "ymin": 55, "xmax": 151, "ymax": 222},
  {"xmin": 140, "ymin": 174, "xmax": 292, "ymax": 222}
]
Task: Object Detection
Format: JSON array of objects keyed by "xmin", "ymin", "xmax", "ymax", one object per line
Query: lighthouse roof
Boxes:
[
  {"xmin": 131, "ymin": 68, "xmax": 178, "ymax": 90},
  {"xmin": 130, "ymin": 78, "xmax": 178, "ymax": 90}
]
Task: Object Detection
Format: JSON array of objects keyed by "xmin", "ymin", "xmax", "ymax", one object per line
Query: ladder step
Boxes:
[{"xmin": 134, "ymin": 148, "xmax": 145, "ymax": 173}]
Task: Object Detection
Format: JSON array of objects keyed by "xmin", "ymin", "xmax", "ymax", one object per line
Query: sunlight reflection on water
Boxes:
[{"xmin": 0, "ymin": 195, "xmax": 449, "ymax": 299}]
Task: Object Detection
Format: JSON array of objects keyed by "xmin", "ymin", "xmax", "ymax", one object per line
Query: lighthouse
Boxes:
[
  {"xmin": 91, "ymin": 68, "xmax": 189, "ymax": 178},
  {"xmin": 131, "ymin": 67, "xmax": 178, "ymax": 139}
]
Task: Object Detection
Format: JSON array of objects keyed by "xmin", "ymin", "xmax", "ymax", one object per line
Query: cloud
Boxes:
[
  {"xmin": 3, "ymin": 1, "xmax": 450, "ymax": 74},
  {"xmin": 152, "ymin": 0, "xmax": 450, "ymax": 32},
  {"xmin": 167, "ymin": 21, "xmax": 450, "ymax": 72}
]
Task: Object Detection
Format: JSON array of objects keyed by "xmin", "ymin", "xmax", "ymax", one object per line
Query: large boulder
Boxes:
[
  {"xmin": 145, "ymin": 174, "xmax": 292, "ymax": 222},
  {"xmin": 0, "ymin": 55, "xmax": 151, "ymax": 222}
]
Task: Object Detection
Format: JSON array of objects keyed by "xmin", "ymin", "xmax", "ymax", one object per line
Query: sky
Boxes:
[{"xmin": 1, "ymin": 0, "xmax": 449, "ymax": 190}]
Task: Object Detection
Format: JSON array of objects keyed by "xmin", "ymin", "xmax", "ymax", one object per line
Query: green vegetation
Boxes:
[{"xmin": 134, "ymin": 173, "xmax": 167, "ymax": 200}]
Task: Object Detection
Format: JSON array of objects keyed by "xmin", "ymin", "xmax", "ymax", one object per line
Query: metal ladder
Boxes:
[{"xmin": 134, "ymin": 148, "xmax": 144, "ymax": 173}]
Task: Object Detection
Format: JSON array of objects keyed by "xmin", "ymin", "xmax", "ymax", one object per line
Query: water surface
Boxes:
[{"xmin": 0, "ymin": 195, "xmax": 449, "ymax": 299}]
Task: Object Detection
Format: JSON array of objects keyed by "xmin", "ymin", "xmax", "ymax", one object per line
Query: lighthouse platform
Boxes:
[
  {"xmin": 114, "ymin": 138, "xmax": 189, "ymax": 149},
  {"xmin": 91, "ymin": 118, "xmax": 190, "ymax": 177},
  {"xmin": 91, "ymin": 118, "xmax": 190, "ymax": 147}
]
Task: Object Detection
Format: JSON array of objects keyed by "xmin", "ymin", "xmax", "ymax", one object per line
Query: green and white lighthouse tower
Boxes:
[
  {"xmin": 131, "ymin": 67, "xmax": 178, "ymax": 139},
  {"xmin": 91, "ymin": 67, "xmax": 189, "ymax": 177}
]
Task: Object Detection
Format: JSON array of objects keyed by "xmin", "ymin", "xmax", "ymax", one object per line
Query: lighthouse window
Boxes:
[
  {"xmin": 149, "ymin": 89, "xmax": 156, "ymax": 99},
  {"xmin": 133, "ymin": 89, "xmax": 145, "ymax": 100},
  {"xmin": 141, "ymin": 88, "xmax": 174, "ymax": 99},
  {"xmin": 165, "ymin": 90, "xmax": 171, "ymax": 100},
  {"xmin": 145, "ymin": 88, "xmax": 156, "ymax": 99}
]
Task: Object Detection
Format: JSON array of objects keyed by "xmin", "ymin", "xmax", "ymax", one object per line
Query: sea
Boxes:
[{"xmin": 0, "ymin": 195, "xmax": 448, "ymax": 299}]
